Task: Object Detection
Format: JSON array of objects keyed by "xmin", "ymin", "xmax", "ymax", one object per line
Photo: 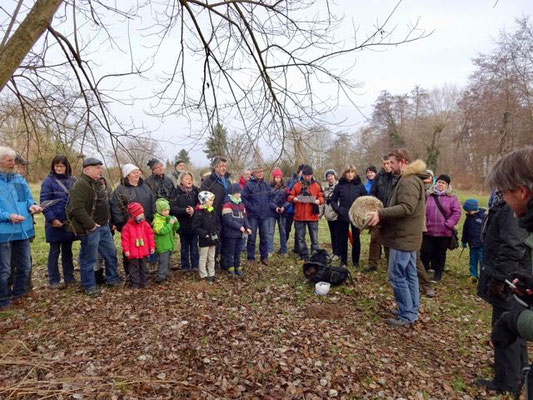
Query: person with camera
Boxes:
[
  {"xmin": 288, "ymin": 165, "xmax": 324, "ymax": 261},
  {"xmin": 192, "ymin": 191, "xmax": 220, "ymax": 283},
  {"xmin": 480, "ymin": 146, "xmax": 533, "ymax": 397}
]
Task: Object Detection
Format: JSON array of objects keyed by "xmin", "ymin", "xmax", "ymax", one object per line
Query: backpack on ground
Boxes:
[{"xmin": 302, "ymin": 249, "xmax": 353, "ymax": 286}]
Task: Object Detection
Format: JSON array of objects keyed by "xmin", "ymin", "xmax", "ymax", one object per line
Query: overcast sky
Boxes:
[{"xmin": 163, "ymin": 0, "xmax": 532, "ymax": 166}]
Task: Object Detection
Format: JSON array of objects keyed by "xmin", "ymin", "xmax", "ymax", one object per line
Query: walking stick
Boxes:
[{"xmin": 348, "ymin": 229, "xmax": 354, "ymax": 245}]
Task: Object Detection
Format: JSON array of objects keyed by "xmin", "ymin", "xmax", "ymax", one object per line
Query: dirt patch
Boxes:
[{"xmin": 304, "ymin": 303, "xmax": 344, "ymax": 320}]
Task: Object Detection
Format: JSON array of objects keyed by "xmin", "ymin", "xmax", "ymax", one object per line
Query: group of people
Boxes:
[{"xmin": 1, "ymin": 142, "xmax": 533, "ymax": 396}]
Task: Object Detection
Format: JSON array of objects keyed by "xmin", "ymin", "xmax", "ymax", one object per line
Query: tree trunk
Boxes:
[{"xmin": 0, "ymin": 0, "xmax": 63, "ymax": 93}]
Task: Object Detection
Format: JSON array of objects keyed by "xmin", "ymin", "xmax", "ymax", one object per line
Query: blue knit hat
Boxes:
[
  {"xmin": 463, "ymin": 199, "xmax": 479, "ymax": 212},
  {"xmin": 228, "ymin": 183, "xmax": 242, "ymax": 194}
]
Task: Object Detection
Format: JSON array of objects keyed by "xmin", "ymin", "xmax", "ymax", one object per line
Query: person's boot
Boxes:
[{"xmin": 363, "ymin": 265, "xmax": 377, "ymax": 272}]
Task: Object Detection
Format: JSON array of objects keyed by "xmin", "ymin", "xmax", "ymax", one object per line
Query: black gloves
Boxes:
[{"xmin": 491, "ymin": 310, "xmax": 522, "ymax": 348}]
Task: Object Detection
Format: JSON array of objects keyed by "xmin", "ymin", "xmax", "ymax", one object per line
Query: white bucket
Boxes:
[{"xmin": 315, "ymin": 281, "xmax": 331, "ymax": 296}]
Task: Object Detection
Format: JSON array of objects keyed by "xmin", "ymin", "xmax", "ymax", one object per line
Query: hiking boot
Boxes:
[
  {"xmin": 227, "ymin": 267, "xmax": 235, "ymax": 275},
  {"xmin": 235, "ymin": 268, "xmax": 243, "ymax": 277},
  {"xmin": 106, "ymin": 280, "xmax": 122, "ymax": 288},
  {"xmin": 386, "ymin": 318, "xmax": 411, "ymax": 327},
  {"xmin": 363, "ymin": 266, "xmax": 377, "ymax": 272},
  {"xmin": 260, "ymin": 259, "xmax": 269, "ymax": 266},
  {"xmin": 425, "ymin": 289, "xmax": 436, "ymax": 298},
  {"xmin": 474, "ymin": 378, "xmax": 509, "ymax": 394},
  {"xmin": 50, "ymin": 282, "xmax": 65, "ymax": 290},
  {"xmin": 470, "ymin": 276, "xmax": 479, "ymax": 284},
  {"xmin": 85, "ymin": 287, "xmax": 101, "ymax": 297}
]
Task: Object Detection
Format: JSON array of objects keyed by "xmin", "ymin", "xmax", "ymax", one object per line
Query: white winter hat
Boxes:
[{"xmin": 122, "ymin": 163, "xmax": 140, "ymax": 178}]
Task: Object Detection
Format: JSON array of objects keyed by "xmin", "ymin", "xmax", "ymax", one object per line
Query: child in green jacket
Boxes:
[{"xmin": 152, "ymin": 198, "xmax": 180, "ymax": 283}]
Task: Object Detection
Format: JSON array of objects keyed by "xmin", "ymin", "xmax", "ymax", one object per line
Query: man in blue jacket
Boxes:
[
  {"xmin": 0, "ymin": 146, "xmax": 42, "ymax": 309},
  {"xmin": 242, "ymin": 166, "xmax": 273, "ymax": 266}
]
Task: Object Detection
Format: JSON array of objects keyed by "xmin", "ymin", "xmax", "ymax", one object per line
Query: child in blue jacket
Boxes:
[
  {"xmin": 461, "ymin": 199, "xmax": 486, "ymax": 281},
  {"xmin": 222, "ymin": 184, "xmax": 251, "ymax": 276}
]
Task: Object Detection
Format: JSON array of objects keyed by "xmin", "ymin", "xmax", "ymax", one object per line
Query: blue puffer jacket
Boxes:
[
  {"xmin": 0, "ymin": 173, "xmax": 36, "ymax": 243},
  {"xmin": 242, "ymin": 177, "xmax": 274, "ymax": 219},
  {"xmin": 40, "ymin": 173, "xmax": 77, "ymax": 243},
  {"xmin": 462, "ymin": 208, "xmax": 486, "ymax": 248}
]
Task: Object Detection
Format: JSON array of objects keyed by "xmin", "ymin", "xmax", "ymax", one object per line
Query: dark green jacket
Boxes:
[
  {"xmin": 378, "ymin": 159, "xmax": 427, "ymax": 252},
  {"xmin": 66, "ymin": 173, "xmax": 110, "ymax": 235}
]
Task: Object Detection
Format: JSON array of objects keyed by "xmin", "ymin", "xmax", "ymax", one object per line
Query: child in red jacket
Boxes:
[{"xmin": 121, "ymin": 202, "xmax": 155, "ymax": 288}]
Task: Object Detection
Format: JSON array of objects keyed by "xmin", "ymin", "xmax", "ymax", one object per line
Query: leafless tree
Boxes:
[{"xmin": 0, "ymin": 0, "xmax": 430, "ymax": 166}]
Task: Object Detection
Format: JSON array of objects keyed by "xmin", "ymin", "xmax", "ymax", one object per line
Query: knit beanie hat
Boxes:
[
  {"xmin": 463, "ymin": 199, "xmax": 479, "ymax": 212},
  {"xmin": 324, "ymin": 169, "xmax": 336, "ymax": 180},
  {"xmin": 228, "ymin": 183, "xmax": 242, "ymax": 195},
  {"xmin": 436, "ymin": 174, "xmax": 451, "ymax": 185},
  {"xmin": 156, "ymin": 198, "xmax": 170, "ymax": 214},
  {"xmin": 366, "ymin": 166, "xmax": 377, "ymax": 174},
  {"xmin": 272, "ymin": 168, "xmax": 283, "ymax": 179},
  {"xmin": 122, "ymin": 163, "xmax": 140, "ymax": 179},
  {"xmin": 198, "ymin": 191, "xmax": 215, "ymax": 205},
  {"xmin": 147, "ymin": 158, "xmax": 162, "ymax": 170},
  {"xmin": 301, "ymin": 165, "xmax": 313, "ymax": 176},
  {"xmin": 128, "ymin": 202, "xmax": 144, "ymax": 218}
]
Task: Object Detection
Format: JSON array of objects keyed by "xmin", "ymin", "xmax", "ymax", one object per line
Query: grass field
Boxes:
[{"xmin": 2, "ymin": 187, "xmax": 519, "ymax": 399}]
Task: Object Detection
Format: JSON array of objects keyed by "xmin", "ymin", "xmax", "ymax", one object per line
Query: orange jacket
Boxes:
[{"xmin": 288, "ymin": 180, "xmax": 324, "ymax": 221}]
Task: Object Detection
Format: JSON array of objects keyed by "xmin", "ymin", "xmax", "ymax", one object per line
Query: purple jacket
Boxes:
[{"xmin": 425, "ymin": 188, "xmax": 461, "ymax": 237}]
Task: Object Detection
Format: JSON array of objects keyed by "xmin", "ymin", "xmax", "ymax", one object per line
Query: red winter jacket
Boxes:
[
  {"xmin": 288, "ymin": 179, "xmax": 324, "ymax": 222},
  {"xmin": 121, "ymin": 219, "xmax": 155, "ymax": 259}
]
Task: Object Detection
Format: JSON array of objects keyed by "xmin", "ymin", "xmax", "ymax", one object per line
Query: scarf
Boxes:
[
  {"xmin": 180, "ymin": 184, "xmax": 193, "ymax": 193},
  {"xmin": 229, "ymin": 194, "xmax": 242, "ymax": 204},
  {"xmin": 201, "ymin": 205, "xmax": 214, "ymax": 212}
]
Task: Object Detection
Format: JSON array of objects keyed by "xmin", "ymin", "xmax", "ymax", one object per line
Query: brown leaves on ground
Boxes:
[{"xmin": 0, "ymin": 256, "xmax": 515, "ymax": 399}]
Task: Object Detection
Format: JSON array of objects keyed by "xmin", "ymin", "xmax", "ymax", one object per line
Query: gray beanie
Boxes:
[{"xmin": 324, "ymin": 169, "xmax": 336, "ymax": 180}]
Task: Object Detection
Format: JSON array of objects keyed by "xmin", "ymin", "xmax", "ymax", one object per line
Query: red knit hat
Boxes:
[
  {"xmin": 127, "ymin": 202, "xmax": 144, "ymax": 218},
  {"xmin": 272, "ymin": 168, "xmax": 283, "ymax": 179}
]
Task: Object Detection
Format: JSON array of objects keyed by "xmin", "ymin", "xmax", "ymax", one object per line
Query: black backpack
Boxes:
[{"xmin": 303, "ymin": 249, "xmax": 353, "ymax": 286}]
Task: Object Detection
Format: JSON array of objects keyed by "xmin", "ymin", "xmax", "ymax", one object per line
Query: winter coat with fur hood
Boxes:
[
  {"xmin": 378, "ymin": 159, "xmax": 427, "ymax": 252},
  {"xmin": 425, "ymin": 185, "xmax": 461, "ymax": 237}
]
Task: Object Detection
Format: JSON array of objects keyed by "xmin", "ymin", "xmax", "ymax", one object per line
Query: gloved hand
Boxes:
[
  {"xmin": 487, "ymin": 281, "xmax": 508, "ymax": 301},
  {"xmin": 491, "ymin": 310, "xmax": 522, "ymax": 348},
  {"xmin": 461, "ymin": 242, "xmax": 467, "ymax": 249},
  {"xmin": 511, "ymin": 272, "xmax": 533, "ymax": 294}
]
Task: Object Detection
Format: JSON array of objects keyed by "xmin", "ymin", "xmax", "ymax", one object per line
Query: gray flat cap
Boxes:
[{"xmin": 83, "ymin": 157, "xmax": 103, "ymax": 167}]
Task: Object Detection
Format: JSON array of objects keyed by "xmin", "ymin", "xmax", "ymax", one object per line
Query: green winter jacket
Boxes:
[
  {"xmin": 151, "ymin": 212, "xmax": 179, "ymax": 253},
  {"xmin": 378, "ymin": 159, "xmax": 427, "ymax": 252}
]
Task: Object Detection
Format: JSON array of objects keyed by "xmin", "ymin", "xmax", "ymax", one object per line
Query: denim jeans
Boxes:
[
  {"xmin": 0, "ymin": 239, "xmax": 31, "ymax": 307},
  {"xmin": 388, "ymin": 249, "xmax": 419, "ymax": 323},
  {"xmin": 469, "ymin": 246, "xmax": 483, "ymax": 279},
  {"xmin": 294, "ymin": 221, "xmax": 319, "ymax": 260},
  {"xmin": 47, "ymin": 241, "xmax": 75, "ymax": 285},
  {"xmin": 247, "ymin": 217, "xmax": 269, "ymax": 261},
  {"xmin": 79, "ymin": 225, "xmax": 120, "ymax": 291},
  {"xmin": 179, "ymin": 233, "xmax": 199, "ymax": 270},
  {"xmin": 267, "ymin": 216, "xmax": 287, "ymax": 254}
]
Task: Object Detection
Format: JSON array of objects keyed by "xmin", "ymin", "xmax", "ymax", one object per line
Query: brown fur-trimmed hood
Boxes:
[{"xmin": 402, "ymin": 159, "xmax": 427, "ymax": 177}]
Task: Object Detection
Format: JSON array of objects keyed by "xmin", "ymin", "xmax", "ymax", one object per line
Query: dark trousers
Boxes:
[
  {"xmin": 336, "ymin": 220, "xmax": 361, "ymax": 267},
  {"xmin": 420, "ymin": 235, "xmax": 449, "ymax": 281},
  {"xmin": 129, "ymin": 257, "xmax": 149, "ymax": 288},
  {"xmin": 285, "ymin": 213, "xmax": 299, "ymax": 252},
  {"xmin": 492, "ymin": 303, "xmax": 528, "ymax": 394},
  {"xmin": 327, "ymin": 220, "xmax": 341, "ymax": 256},
  {"xmin": 368, "ymin": 227, "xmax": 381, "ymax": 268},
  {"xmin": 179, "ymin": 233, "xmax": 199, "ymax": 270},
  {"xmin": 223, "ymin": 236, "xmax": 243, "ymax": 270},
  {"xmin": 47, "ymin": 241, "xmax": 75, "ymax": 285},
  {"xmin": 416, "ymin": 250, "xmax": 432, "ymax": 292}
]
